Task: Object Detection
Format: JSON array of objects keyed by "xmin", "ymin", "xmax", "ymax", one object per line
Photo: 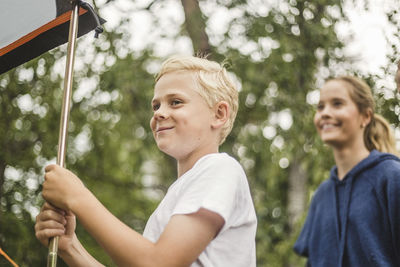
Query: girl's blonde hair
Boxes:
[
  {"xmin": 156, "ymin": 55, "xmax": 239, "ymax": 145},
  {"xmin": 331, "ymin": 76, "xmax": 397, "ymax": 154}
]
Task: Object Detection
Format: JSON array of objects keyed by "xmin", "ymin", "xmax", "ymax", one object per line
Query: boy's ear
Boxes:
[{"xmin": 211, "ymin": 101, "xmax": 229, "ymax": 129}]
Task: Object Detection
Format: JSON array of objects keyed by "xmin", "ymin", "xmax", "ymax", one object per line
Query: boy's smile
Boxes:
[
  {"xmin": 150, "ymin": 71, "xmax": 219, "ymax": 163},
  {"xmin": 155, "ymin": 125, "xmax": 174, "ymax": 133}
]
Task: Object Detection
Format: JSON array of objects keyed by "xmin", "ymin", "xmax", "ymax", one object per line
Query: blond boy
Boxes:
[{"xmin": 35, "ymin": 55, "xmax": 257, "ymax": 266}]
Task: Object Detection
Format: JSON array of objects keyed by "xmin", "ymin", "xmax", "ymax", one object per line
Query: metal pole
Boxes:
[{"xmin": 47, "ymin": 2, "xmax": 79, "ymax": 267}]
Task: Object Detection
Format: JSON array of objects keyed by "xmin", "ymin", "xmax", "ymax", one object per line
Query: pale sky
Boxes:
[{"xmin": 339, "ymin": 0, "xmax": 398, "ymax": 76}]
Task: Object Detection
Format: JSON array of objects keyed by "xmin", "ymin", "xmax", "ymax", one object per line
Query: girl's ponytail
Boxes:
[{"xmin": 364, "ymin": 114, "xmax": 397, "ymax": 155}]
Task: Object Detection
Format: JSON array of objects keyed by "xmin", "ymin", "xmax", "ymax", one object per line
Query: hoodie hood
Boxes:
[{"xmin": 329, "ymin": 150, "xmax": 399, "ymax": 183}]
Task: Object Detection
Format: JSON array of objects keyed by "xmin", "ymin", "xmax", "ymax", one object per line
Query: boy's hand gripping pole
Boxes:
[{"xmin": 47, "ymin": 1, "xmax": 79, "ymax": 267}]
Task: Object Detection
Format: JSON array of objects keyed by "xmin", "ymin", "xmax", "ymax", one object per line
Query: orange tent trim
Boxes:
[
  {"xmin": 0, "ymin": 8, "xmax": 87, "ymax": 57},
  {"xmin": 0, "ymin": 247, "xmax": 18, "ymax": 267}
]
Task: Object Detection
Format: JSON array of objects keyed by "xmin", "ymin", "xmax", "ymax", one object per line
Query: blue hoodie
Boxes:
[{"xmin": 294, "ymin": 150, "xmax": 400, "ymax": 267}]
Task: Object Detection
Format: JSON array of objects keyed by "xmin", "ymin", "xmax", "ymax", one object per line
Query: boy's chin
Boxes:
[{"xmin": 157, "ymin": 145, "xmax": 178, "ymax": 158}]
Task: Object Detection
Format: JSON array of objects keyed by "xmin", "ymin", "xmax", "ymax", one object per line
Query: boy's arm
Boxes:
[
  {"xmin": 72, "ymin": 189, "xmax": 223, "ymax": 267},
  {"xmin": 58, "ymin": 234, "xmax": 105, "ymax": 267},
  {"xmin": 157, "ymin": 208, "xmax": 225, "ymax": 265},
  {"xmin": 35, "ymin": 202, "xmax": 104, "ymax": 267},
  {"xmin": 42, "ymin": 164, "xmax": 224, "ymax": 267}
]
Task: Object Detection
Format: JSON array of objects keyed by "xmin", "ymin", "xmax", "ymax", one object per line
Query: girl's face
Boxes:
[{"xmin": 314, "ymin": 80, "xmax": 369, "ymax": 149}]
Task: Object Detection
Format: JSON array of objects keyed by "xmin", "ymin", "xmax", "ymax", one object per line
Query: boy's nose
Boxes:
[{"xmin": 154, "ymin": 107, "xmax": 168, "ymax": 120}]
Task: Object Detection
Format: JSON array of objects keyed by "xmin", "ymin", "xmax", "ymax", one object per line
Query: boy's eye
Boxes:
[
  {"xmin": 171, "ymin": 99, "xmax": 182, "ymax": 106},
  {"xmin": 152, "ymin": 103, "xmax": 160, "ymax": 111},
  {"xmin": 316, "ymin": 103, "xmax": 324, "ymax": 110}
]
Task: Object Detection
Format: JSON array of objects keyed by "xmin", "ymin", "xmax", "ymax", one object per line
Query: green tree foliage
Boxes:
[
  {"xmin": 0, "ymin": 1, "xmax": 399, "ymax": 266},
  {"xmin": 209, "ymin": 1, "xmax": 347, "ymax": 265}
]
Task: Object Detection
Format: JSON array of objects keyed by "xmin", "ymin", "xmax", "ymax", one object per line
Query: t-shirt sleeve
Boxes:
[{"xmin": 171, "ymin": 156, "xmax": 244, "ymax": 225}]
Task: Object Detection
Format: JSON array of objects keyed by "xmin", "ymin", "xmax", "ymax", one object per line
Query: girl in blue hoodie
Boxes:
[{"xmin": 294, "ymin": 76, "xmax": 400, "ymax": 267}]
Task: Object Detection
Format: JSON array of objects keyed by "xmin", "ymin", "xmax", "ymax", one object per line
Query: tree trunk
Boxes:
[
  {"xmin": 287, "ymin": 157, "xmax": 307, "ymax": 230},
  {"xmin": 180, "ymin": 0, "xmax": 211, "ymax": 56},
  {"xmin": 0, "ymin": 162, "xmax": 4, "ymax": 203}
]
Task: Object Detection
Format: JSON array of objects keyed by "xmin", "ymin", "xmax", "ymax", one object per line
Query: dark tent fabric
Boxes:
[{"xmin": 0, "ymin": 0, "xmax": 104, "ymax": 75}]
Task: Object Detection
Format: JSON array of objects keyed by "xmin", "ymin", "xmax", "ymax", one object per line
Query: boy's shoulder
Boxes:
[
  {"xmin": 188, "ymin": 153, "xmax": 246, "ymax": 181},
  {"xmin": 197, "ymin": 153, "xmax": 242, "ymax": 169}
]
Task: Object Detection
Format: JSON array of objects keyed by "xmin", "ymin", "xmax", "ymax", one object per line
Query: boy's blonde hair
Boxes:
[
  {"xmin": 156, "ymin": 55, "xmax": 239, "ymax": 145},
  {"xmin": 330, "ymin": 76, "xmax": 398, "ymax": 155}
]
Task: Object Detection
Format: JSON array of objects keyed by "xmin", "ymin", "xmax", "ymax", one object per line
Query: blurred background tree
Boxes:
[{"xmin": 0, "ymin": 0, "xmax": 399, "ymax": 266}]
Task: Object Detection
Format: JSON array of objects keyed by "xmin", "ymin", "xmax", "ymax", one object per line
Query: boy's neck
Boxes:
[{"xmin": 177, "ymin": 147, "xmax": 219, "ymax": 178}]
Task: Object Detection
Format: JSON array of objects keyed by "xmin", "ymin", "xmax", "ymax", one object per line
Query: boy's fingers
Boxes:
[
  {"xmin": 35, "ymin": 228, "xmax": 65, "ymax": 247},
  {"xmin": 42, "ymin": 201, "xmax": 56, "ymax": 211},
  {"xmin": 35, "ymin": 218, "xmax": 66, "ymax": 232},
  {"xmin": 35, "ymin": 214, "xmax": 66, "ymax": 248},
  {"xmin": 37, "ymin": 208, "xmax": 67, "ymax": 225},
  {"xmin": 44, "ymin": 164, "xmax": 56, "ymax": 172},
  {"xmin": 41, "ymin": 202, "xmax": 53, "ymax": 211},
  {"xmin": 42, "ymin": 202, "xmax": 66, "ymax": 215}
]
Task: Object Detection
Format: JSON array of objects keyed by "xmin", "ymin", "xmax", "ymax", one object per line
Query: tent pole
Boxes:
[{"xmin": 47, "ymin": 1, "xmax": 79, "ymax": 267}]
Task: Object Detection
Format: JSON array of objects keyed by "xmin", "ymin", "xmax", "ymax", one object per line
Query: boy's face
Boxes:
[{"xmin": 150, "ymin": 71, "xmax": 217, "ymax": 160}]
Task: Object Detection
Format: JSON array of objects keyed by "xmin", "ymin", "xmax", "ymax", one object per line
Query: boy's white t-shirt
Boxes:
[{"xmin": 143, "ymin": 153, "xmax": 257, "ymax": 267}]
